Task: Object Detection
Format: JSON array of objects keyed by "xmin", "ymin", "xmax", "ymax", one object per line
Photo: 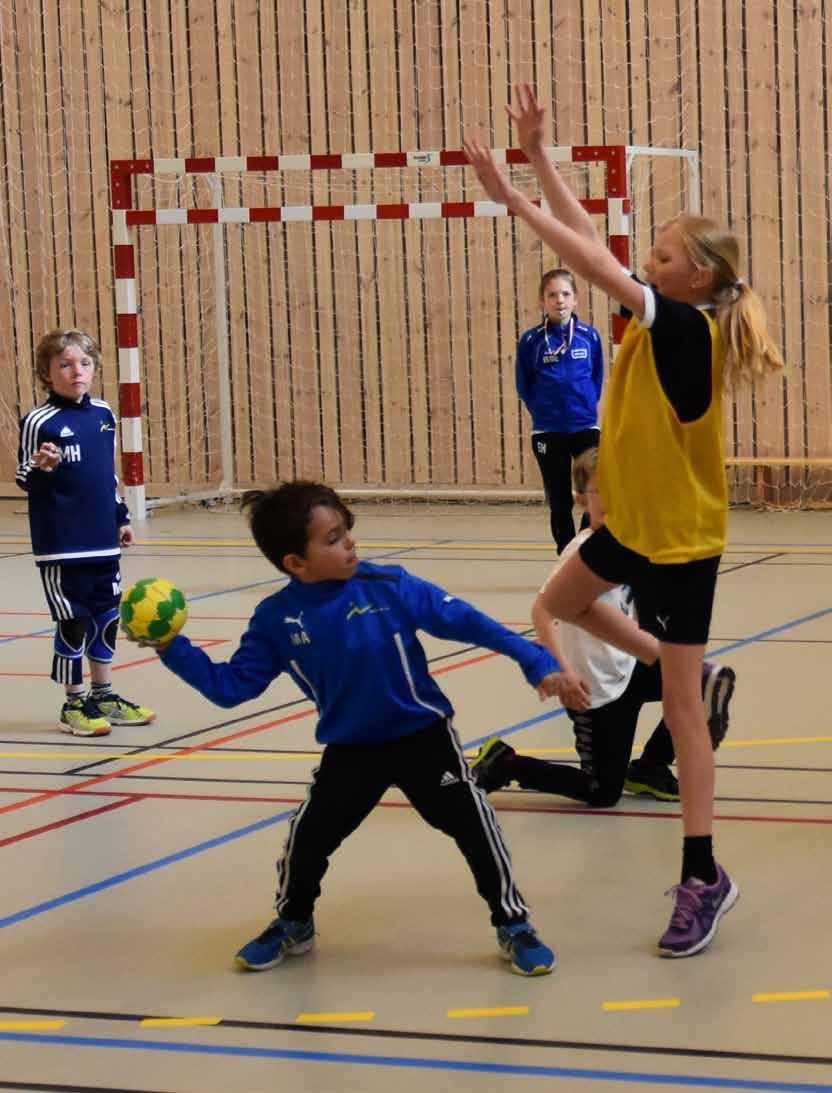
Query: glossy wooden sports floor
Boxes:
[{"xmin": 0, "ymin": 498, "xmax": 830, "ymax": 1093}]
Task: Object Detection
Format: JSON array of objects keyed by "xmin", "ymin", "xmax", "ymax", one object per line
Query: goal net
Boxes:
[{"xmin": 0, "ymin": 1, "xmax": 829, "ymax": 513}]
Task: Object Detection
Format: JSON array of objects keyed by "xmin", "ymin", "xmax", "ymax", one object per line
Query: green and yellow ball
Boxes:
[{"xmin": 120, "ymin": 577, "xmax": 187, "ymax": 643}]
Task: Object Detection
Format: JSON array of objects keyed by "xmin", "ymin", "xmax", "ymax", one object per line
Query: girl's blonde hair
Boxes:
[
  {"xmin": 668, "ymin": 215, "xmax": 784, "ymax": 385},
  {"xmin": 572, "ymin": 445, "xmax": 599, "ymax": 494},
  {"xmin": 35, "ymin": 329, "xmax": 101, "ymax": 391}
]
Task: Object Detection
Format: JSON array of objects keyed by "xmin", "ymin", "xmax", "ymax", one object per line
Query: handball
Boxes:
[{"xmin": 120, "ymin": 577, "xmax": 187, "ymax": 643}]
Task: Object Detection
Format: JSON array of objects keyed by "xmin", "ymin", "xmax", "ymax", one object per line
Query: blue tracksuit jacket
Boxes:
[
  {"xmin": 16, "ymin": 392, "xmax": 129, "ymax": 565},
  {"xmin": 160, "ymin": 561, "xmax": 560, "ymax": 746},
  {"xmin": 515, "ymin": 316, "xmax": 604, "ymax": 433}
]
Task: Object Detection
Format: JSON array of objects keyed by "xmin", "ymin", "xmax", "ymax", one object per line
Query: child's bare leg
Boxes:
[
  {"xmin": 536, "ymin": 550, "xmax": 660, "ymax": 664},
  {"xmin": 89, "ymin": 661, "xmax": 111, "ymax": 686},
  {"xmin": 659, "ymin": 642, "xmax": 714, "ymax": 835}
]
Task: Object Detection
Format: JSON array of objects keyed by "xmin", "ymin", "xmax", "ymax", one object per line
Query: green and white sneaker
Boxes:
[
  {"xmin": 59, "ymin": 696, "xmax": 111, "ymax": 737},
  {"xmin": 93, "ymin": 692, "xmax": 155, "ymax": 725}
]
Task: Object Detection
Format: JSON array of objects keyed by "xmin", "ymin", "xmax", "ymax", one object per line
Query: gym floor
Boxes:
[{"xmin": 0, "ymin": 499, "xmax": 830, "ymax": 1093}]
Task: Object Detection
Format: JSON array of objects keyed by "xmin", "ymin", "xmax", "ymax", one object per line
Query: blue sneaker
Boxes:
[
  {"xmin": 497, "ymin": 921, "xmax": 555, "ymax": 976},
  {"xmin": 234, "ymin": 916, "xmax": 315, "ymax": 971}
]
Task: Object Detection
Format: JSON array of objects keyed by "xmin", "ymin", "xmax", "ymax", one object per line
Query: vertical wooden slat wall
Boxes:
[{"xmin": 0, "ymin": 0, "xmax": 829, "ymax": 501}]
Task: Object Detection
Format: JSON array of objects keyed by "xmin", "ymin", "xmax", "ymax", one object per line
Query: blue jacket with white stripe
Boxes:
[
  {"xmin": 515, "ymin": 316, "xmax": 604, "ymax": 433},
  {"xmin": 159, "ymin": 561, "xmax": 560, "ymax": 745},
  {"xmin": 16, "ymin": 392, "xmax": 130, "ymax": 566}
]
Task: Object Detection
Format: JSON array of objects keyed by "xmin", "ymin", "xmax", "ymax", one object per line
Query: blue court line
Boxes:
[
  {"xmin": 0, "ymin": 1031, "xmax": 830, "ymax": 1090},
  {"xmin": 0, "ymin": 604, "xmax": 828, "ymax": 931},
  {"xmin": 707, "ymin": 608, "xmax": 832, "ymax": 658},
  {"xmin": 0, "ymin": 807, "xmax": 296, "ymax": 930}
]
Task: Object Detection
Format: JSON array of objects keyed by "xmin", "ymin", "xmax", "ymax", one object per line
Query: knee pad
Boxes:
[
  {"xmin": 52, "ymin": 617, "xmax": 89, "ymax": 685},
  {"xmin": 85, "ymin": 606, "xmax": 120, "ymax": 663}
]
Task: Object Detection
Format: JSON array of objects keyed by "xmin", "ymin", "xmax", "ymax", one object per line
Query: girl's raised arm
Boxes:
[{"xmin": 463, "ymin": 132, "xmax": 645, "ymax": 318}]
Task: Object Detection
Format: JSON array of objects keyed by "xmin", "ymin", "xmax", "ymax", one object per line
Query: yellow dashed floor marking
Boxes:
[
  {"xmin": 603, "ymin": 998, "xmax": 681, "ymax": 1012},
  {"xmin": 752, "ymin": 991, "xmax": 830, "ymax": 1003},
  {"xmin": 447, "ymin": 1006, "xmax": 530, "ymax": 1018}
]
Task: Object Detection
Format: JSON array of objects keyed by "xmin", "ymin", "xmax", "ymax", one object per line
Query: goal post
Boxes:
[
  {"xmin": 110, "ymin": 143, "xmax": 830, "ymax": 518},
  {"xmin": 110, "ymin": 144, "xmax": 640, "ymax": 519}
]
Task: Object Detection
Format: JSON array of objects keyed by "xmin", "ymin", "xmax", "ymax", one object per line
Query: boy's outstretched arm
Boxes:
[
  {"xmin": 400, "ymin": 569, "xmax": 564, "ymax": 694},
  {"xmin": 133, "ymin": 611, "xmax": 283, "ymax": 709}
]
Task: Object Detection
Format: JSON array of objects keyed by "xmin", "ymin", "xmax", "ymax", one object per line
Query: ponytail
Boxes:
[{"xmin": 714, "ymin": 282, "xmax": 785, "ymax": 386}]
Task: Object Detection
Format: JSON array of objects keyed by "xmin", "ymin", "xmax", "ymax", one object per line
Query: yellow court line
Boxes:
[
  {"xmin": 602, "ymin": 999, "xmax": 680, "ymax": 1012},
  {"xmin": 4, "ymin": 533, "xmax": 825, "ymax": 555},
  {"xmin": 752, "ymin": 991, "xmax": 830, "ymax": 1003},
  {"xmin": 0, "ymin": 1019, "xmax": 66, "ymax": 1030},
  {"xmin": 140, "ymin": 1016, "xmax": 222, "ymax": 1027},
  {"xmin": 5, "ymin": 735, "xmax": 832, "ymax": 764},
  {"xmin": 447, "ymin": 1006, "xmax": 530, "ymax": 1018},
  {"xmin": 295, "ymin": 1011, "xmax": 375, "ymax": 1023}
]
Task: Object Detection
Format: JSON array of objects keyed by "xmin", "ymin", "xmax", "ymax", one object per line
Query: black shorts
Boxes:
[{"xmin": 578, "ymin": 525, "xmax": 720, "ymax": 645}]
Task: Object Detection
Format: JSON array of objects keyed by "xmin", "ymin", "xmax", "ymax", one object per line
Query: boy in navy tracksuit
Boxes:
[
  {"xmin": 16, "ymin": 329, "xmax": 154, "ymax": 736},
  {"xmin": 516, "ymin": 268, "xmax": 604, "ymax": 553},
  {"xmin": 149, "ymin": 481, "xmax": 562, "ymax": 976}
]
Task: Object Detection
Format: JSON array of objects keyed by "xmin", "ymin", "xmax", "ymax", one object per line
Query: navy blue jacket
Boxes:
[
  {"xmin": 17, "ymin": 392, "xmax": 129, "ymax": 566},
  {"xmin": 515, "ymin": 316, "xmax": 604, "ymax": 433},
  {"xmin": 160, "ymin": 561, "xmax": 560, "ymax": 746}
]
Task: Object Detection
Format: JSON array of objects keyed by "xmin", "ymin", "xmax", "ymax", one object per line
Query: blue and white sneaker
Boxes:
[
  {"xmin": 497, "ymin": 921, "xmax": 555, "ymax": 976},
  {"xmin": 234, "ymin": 916, "xmax": 315, "ymax": 971}
]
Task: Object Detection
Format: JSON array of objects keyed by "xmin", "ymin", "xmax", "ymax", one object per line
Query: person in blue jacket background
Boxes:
[
  {"xmin": 143, "ymin": 481, "xmax": 569, "ymax": 976},
  {"xmin": 516, "ymin": 268, "xmax": 604, "ymax": 552}
]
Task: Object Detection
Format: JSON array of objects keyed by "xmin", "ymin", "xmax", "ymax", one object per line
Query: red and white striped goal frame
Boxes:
[{"xmin": 110, "ymin": 144, "xmax": 630, "ymax": 517}]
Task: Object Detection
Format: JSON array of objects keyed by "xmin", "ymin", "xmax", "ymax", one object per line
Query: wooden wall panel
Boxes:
[{"xmin": 0, "ymin": 0, "xmax": 828, "ymax": 503}]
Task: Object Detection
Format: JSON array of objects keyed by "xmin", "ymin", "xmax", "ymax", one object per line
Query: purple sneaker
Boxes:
[
  {"xmin": 702, "ymin": 663, "xmax": 736, "ymax": 750},
  {"xmin": 658, "ymin": 864, "xmax": 739, "ymax": 958}
]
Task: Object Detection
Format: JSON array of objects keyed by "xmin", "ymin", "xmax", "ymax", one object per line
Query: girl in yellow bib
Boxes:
[{"xmin": 464, "ymin": 84, "xmax": 783, "ymax": 959}]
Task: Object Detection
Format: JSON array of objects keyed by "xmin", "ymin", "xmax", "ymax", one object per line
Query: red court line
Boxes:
[
  {"xmin": 0, "ymin": 707, "xmax": 316, "ymax": 819},
  {"xmin": 0, "ymin": 637, "xmax": 229, "ymax": 677},
  {"xmin": 1, "ymin": 784, "xmax": 830, "ymax": 826},
  {"xmin": 0, "ymin": 796, "xmax": 139, "ymax": 848}
]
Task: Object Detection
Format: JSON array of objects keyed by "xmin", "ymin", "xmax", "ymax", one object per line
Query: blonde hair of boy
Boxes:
[
  {"xmin": 35, "ymin": 329, "xmax": 101, "ymax": 391},
  {"xmin": 572, "ymin": 446, "xmax": 599, "ymax": 495},
  {"xmin": 669, "ymin": 215, "xmax": 785, "ymax": 386}
]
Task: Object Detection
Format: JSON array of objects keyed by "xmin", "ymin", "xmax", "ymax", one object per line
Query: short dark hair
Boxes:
[{"xmin": 240, "ymin": 481, "xmax": 354, "ymax": 573}]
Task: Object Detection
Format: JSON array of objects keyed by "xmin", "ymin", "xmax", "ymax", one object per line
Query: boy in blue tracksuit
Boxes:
[
  {"xmin": 16, "ymin": 329, "xmax": 154, "ymax": 736},
  {"xmin": 149, "ymin": 481, "xmax": 563, "ymax": 976},
  {"xmin": 516, "ymin": 268, "xmax": 604, "ymax": 553}
]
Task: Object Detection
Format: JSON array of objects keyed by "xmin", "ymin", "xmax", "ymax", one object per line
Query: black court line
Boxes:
[
  {"xmin": 0, "ymin": 1083, "xmax": 170, "ymax": 1093},
  {"xmin": 0, "ymin": 1003, "xmax": 830, "ymax": 1068},
  {"xmin": 61, "ymin": 697, "xmax": 311, "ymax": 776},
  {"xmin": 59, "ymin": 633, "xmax": 534, "ymax": 778},
  {"xmin": 4, "ymin": 767, "xmax": 832, "ymax": 807},
  {"xmin": 717, "ymin": 552, "xmax": 784, "ymax": 574}
]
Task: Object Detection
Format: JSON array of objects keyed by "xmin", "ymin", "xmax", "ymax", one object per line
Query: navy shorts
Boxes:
[
  {"xmin": 578, "ymin": 525, "xmax": 720, "ymax": 646},
  {"xmin": 39, "ymin": 560, "xmax": 122, "ymax": 621}
]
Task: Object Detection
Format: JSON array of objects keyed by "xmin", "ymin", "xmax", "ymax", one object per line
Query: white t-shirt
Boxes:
[{"xmin": 554, "ymin": 529, "xmax": 637, "ymax": 709}]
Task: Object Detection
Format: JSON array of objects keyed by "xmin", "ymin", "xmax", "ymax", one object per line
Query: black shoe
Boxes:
[
  {"xmin": 624, "ymin": 759, "xmax": 680, "ymax": 801},
  {"xmin": 470, "ymin": 737, "xmax": 515, "ymax": 792},
  {"xmin": 702, "ymin": 664, "xmax": 736, "ymax": 750}
]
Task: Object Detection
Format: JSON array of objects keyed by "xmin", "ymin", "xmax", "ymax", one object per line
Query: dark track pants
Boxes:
[{"xmin": 274, "ymin": 718, "xmax": 529, "ymax": 926}]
